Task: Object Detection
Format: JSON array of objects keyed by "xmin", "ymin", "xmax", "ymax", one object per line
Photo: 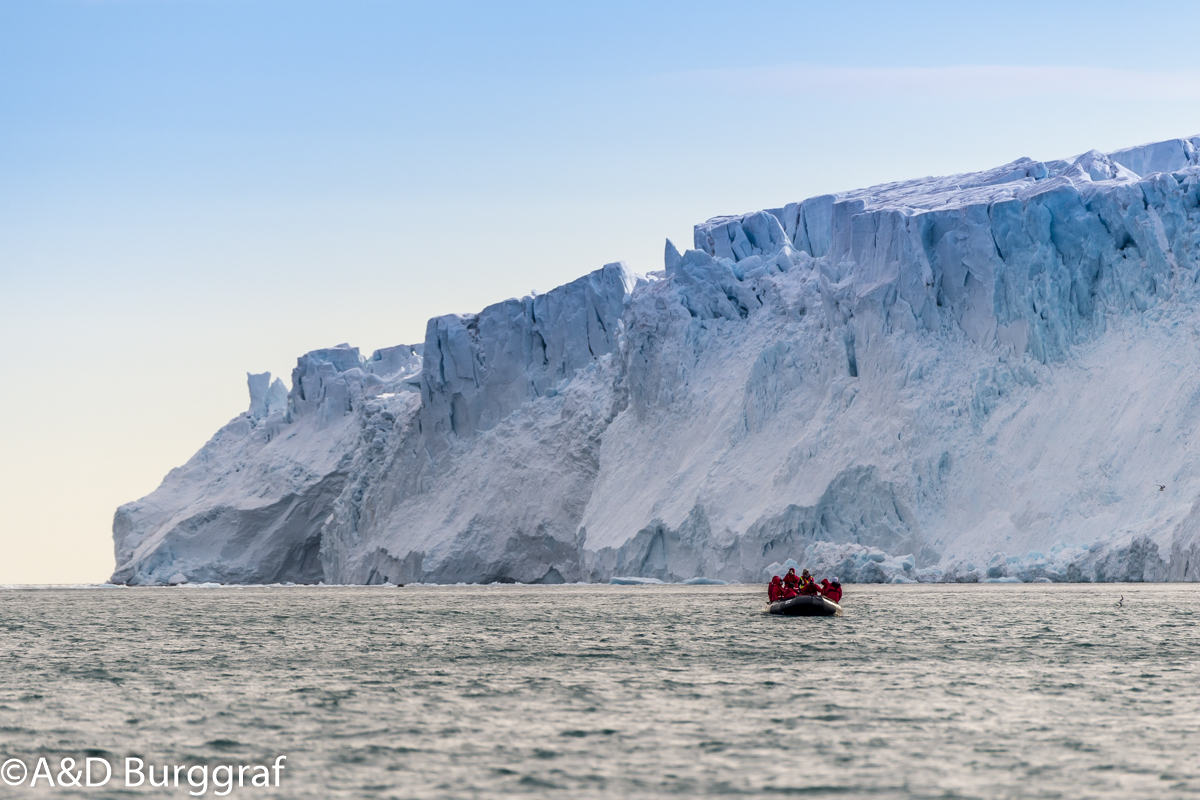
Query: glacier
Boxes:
[{"xmin": 111, "ymin": 135, "xmax": 1200, "ymax": 585}]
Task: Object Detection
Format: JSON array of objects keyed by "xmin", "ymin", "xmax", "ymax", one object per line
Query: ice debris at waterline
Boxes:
[{"xmin": 112, "ymin": 135, "xmax": 1200, "ymax": 586}]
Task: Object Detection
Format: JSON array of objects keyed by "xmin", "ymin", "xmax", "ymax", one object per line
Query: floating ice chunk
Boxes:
[
  {"xmin": 682, "ymin": 577, "xmax": 728, "ymax": 585},
  {"xmin": 610, "ymin": 576, "xmax": 665, "ymax": 585}
]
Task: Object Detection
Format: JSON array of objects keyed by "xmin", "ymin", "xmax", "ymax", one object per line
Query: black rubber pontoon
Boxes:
[{"xmin": 768, "ymin": 594, "xmax": 842, "ymax": 617}]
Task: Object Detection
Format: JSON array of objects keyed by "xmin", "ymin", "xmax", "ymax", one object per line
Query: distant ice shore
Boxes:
[{"xmin": 112, "ymin": 136, "xmax": 1200, "ymax": 586}]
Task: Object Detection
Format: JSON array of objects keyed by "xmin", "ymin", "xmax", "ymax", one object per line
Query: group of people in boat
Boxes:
[{"xmin": 768, "ymin": 568, "xmax": 842, "ymax": 603}]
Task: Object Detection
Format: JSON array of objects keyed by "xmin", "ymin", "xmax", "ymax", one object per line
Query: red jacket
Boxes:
[
  {"xmin": 823, "ymin": 583, "xmax": 843, "ymax": 603},
  {"xmin": 768, "ymin": 577, "xmax": 784, "ymax": 602}
]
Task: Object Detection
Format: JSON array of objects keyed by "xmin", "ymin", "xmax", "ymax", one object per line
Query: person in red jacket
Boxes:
[
  {"xmin": 798, "ymin": 569, "xmax": 820, "ymax": 595},
  {"xmin": 822, "ymin": 577, "xmax": 843, "ymax": 603},
  {"xmin": 768, "ymin": 575, "xmax": 784, "ymax": 602},
  {"xmin": 782, "ymin": 568, "xmax": 800, "ymax": 592}
]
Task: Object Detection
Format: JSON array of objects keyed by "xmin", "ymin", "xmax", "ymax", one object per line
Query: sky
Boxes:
[{"xmin": 3, "ymin": 0, "xmax": 1200, "ymax": 584}]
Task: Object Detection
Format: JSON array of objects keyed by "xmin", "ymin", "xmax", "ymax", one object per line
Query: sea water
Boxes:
[{"xmin": 1, "ymin": 583, "xmax": 1198, "ymax": 798}]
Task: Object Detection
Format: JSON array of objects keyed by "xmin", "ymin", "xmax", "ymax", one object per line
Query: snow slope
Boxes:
[{"xmin": 111, "ymin": 136, "xmax": 1200, "ymax": 584}]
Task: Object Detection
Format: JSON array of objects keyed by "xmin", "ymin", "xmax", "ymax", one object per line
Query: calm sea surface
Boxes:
[{"xmin": 1, "ymin": 584, "xmax": 1198, "ymax": 798}]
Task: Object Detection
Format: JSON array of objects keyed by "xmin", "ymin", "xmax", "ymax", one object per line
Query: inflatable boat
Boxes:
[{"xmin": 768, "ymin": 594, "xmax": 842, "ymax": 617}]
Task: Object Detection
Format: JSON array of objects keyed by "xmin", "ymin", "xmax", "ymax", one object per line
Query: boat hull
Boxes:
[{"xmin": 768, "ymin": 595, "xmax": 842, "ymax": 617}]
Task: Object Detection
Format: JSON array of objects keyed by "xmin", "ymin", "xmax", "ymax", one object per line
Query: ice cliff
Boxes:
[{"xmin": 112, "ymin": 135, "xmax": 1200, "ymax": 585}]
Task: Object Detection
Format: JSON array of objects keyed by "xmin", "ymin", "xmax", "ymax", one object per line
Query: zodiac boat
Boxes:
[{"xmin": 768, "ymin": 594, "xmax": 843, "ymax": 617}]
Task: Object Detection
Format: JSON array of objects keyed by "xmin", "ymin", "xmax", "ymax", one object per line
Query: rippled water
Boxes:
[{"xmin": 2, "ymin": 583, "xmax": 1199, "ymax": 798}]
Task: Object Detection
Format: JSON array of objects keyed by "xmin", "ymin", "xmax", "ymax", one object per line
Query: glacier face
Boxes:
[{"xmin": 111, "ymin": 136, "xmax": 1200, "ymax": 585}]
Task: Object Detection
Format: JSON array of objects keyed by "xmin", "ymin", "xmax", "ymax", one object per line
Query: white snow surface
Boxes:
[{"xmin": 112, "ymin": 136, "xmax": 1200, "ymax": 585}]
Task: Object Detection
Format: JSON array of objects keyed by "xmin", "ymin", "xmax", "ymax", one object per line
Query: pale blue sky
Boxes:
[{"xmin": 3, "ymin": 0, "xmax": 1200, "ymax": 582}]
